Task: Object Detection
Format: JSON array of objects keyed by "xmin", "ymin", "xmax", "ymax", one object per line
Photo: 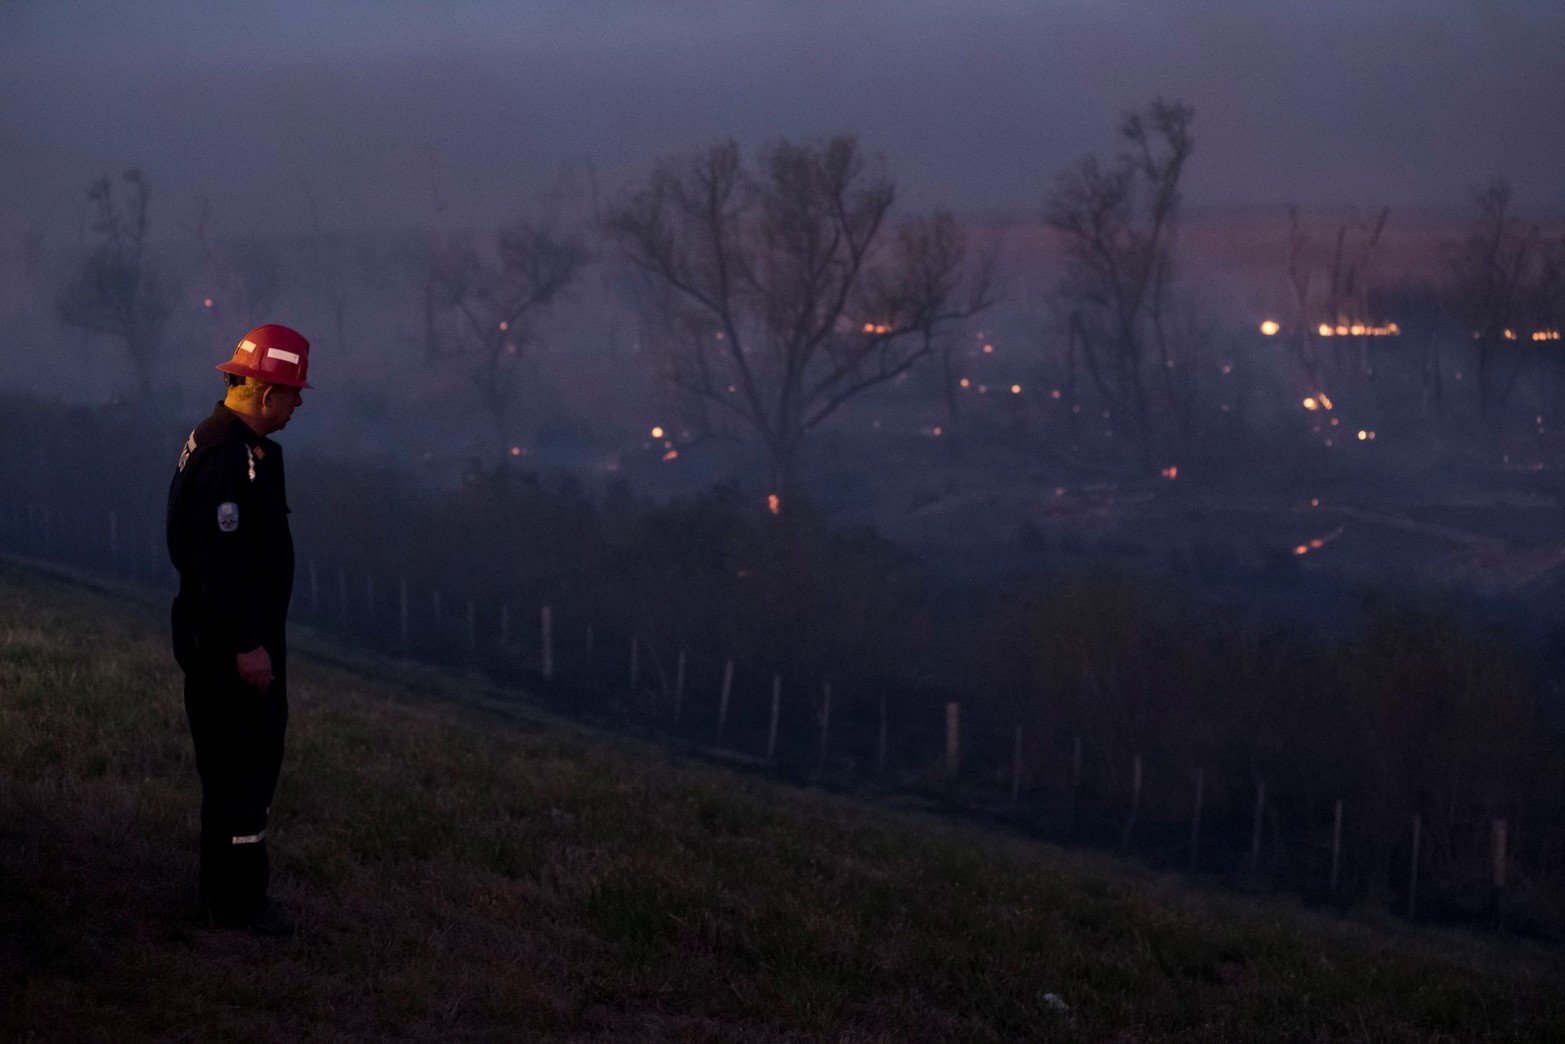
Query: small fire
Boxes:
[{"xmin": 767, "ymin": 493, "xmax": 781, "ymax": 515}]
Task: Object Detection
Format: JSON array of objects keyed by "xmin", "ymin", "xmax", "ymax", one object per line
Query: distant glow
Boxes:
[
  {"xmin": 982, "ymin": 343, "xmax": 994, "ymax": 354},
  {"xmin": 203, "ymin": 297, "xmax": 213, "ymax": 308},
  {"xmin": 1534, "ymin": 330, "xmax": 1561, "ymax": 342},
  {"xmin": 959, "ymin": 378, "xmax": 970, "ymax": 388},
  {"xmin": 1260, "ymin": 320, "xmax": 1279, "ymax": 336},
  {"xmin": 1357, "ymin": 430, "xmax": 1367, "ymax": 441},
  {"xmin": 767, "ymin": 493, "xmax": 780, "ymax": 515},
  {"xmin": 932, "ymin": 426, "xmax": 942, "ymax": 436},
  {"xmin": 863, "ymin": 322, "xmax": 891, "ymax": 335},
  {"xmin": 650, "ymin": 426, "xmax": 664, "ymax": 438},
  {"xmin": 510, "ymin": 446, "xmax": 521, "ymax": 457},
  {"xmin": 1010, "ymin": 384, "xmax": 1021, "ymax": 394},
  {"xmin": 978, "ymin": 384, "xmax": 988, "ymax": 393},
  {"xmin": 662, "ymin": 449, "xmax": 678, "ymax": 461},
  {"xmin": 1160, "ymin": 466, "xmax": 1178, "ymax": 480},
  {"xmin": 1309, "ymin": 498, "xmax": 1319, "ymax": 507},
  {"xmin": 1317, "ymin": 394, "xmax": 1333, "ymax": 411},
  {"xmin": 1220, "ymin": 364, "xmax": 1232, "ymax": 375},
  {"xmin": 1503, "ymin": 328, "xmax": 1517, "ymax": 341},
  {"xmin": 1294, "ymin": 545, "xmax": 1308, "ymax": 556},
  {"xmin": 1302, "ymin": 397, "xmax": 1319, "ymax": 411},
  {"xmin": 498, "ymin": 321, "xmax": 508, "ymax": 331},
  {"xmin": 1050, "ymin": 388, "xmax": 1061, "ymax": 399},
  {"xmin": 1318, "ymin": 323, "xmax": 1334, "ymax": 337}
]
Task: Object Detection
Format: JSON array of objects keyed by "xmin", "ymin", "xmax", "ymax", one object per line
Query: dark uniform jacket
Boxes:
[{"xmin": 167, "ymin": 402, "xmax": 294, "ymax": 670}]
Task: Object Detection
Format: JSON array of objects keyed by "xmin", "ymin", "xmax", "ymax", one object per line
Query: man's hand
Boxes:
[{"xmin": 237, "ymin": 646, "xmax": 273, "ymax": 693}]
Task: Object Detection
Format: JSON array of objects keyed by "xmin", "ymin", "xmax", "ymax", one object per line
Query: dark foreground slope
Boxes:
[{"xmin": 1, "ymin": 561, "xmax": 1562, "ymax": 1042}]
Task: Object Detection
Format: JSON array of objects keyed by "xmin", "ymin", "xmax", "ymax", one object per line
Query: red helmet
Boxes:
[{"xmin": 216, "ymin": 324, "xmax": 312, "ymax": 389}]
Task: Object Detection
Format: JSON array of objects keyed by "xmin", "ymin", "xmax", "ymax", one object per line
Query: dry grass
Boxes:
[{"xmin": 2, "ymin": 559, "xmax": 1563, "ymax": 1042}]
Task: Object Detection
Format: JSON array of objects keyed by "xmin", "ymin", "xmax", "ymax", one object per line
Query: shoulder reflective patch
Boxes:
[
  {"xmin": 177, "ymin": 432, "xmax": 197, "ymax": 472},
  {"xmin": 217, "ymin": 502, "xmax": 240, "ymax": 532}
]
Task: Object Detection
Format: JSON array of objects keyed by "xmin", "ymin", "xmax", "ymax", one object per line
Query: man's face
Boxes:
[{"xmin": 260, "ymin": 384, "xmax": 303, "ymax": 433}]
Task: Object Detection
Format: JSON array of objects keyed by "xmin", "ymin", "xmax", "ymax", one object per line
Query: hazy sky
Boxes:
[{"xmin": 3, "ymin": 0, "xmax": 1562, "ymax": 236}]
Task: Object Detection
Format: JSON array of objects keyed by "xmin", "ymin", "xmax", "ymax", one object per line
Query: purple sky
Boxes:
[{"xmin": 2, "ymin": 0, "xmax": 1561, "ymax": 236}]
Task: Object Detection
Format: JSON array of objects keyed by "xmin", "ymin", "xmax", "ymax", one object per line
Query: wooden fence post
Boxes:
[
  {"xmin": 399, "ymin": 577, "xmax": 409, "ymax": 644},
  {"xmin": 1121, "ymin": 753, "xmax": 1143, "ymax": 849},
  {"xmin": 944, "ymin": 701, "xmax": 960, "ymax": 776},
  {"xmin": 1330, "ymin": 798, "xmax": 1344, "ymax": 899},
  {"xmin": 674, "ymin": 648, "xmax": 686, "ymax": 721},
  {"xmin": 766, "ymin": 674, "xmax": 782, "ymax": 762},
  {"xmin": 1248, "ymin": 779, "xmax": 1266, "ymax": 876},
  {"xmin": 1491, "ymin": 817, "xmax": 1508, "ymax": 918},
  {"xmin": 816, "ymin": 681, "xmax": 832, "ymax": 777},
  {"xmin": 1009, "ymin": 725, "xmax": 1024, "ymax": 811},
  {"xmin": 1407, "ymin": 813, "xmax": 1422, "ymax": 920},
  {"xmin": 540, "ymin": 607, "xmax": 553, "ymax": 678},
  {"xmin": 1069, "ymin": 736, "xmax": 1083, "ymax": 817},
  {"xmin": 716, "ymin": 659, "xmax": 733, "ymax": 745},
  {"xmin": 1189, "ymin": 766, "xmax": 1205, "ymax": 872},
  {"xmin": 877, "ymin": 690, "xmax": 888, "ymax": 775}
]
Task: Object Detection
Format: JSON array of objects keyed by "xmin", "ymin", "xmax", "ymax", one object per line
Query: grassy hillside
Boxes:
[{"xmin": 2, "ymin": 559, "xmax": 1563, "ymax": 1042}]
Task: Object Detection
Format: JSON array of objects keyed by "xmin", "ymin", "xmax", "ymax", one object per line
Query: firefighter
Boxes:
[{"xmin": 167, "ymin": 323, "xmax": 309, "ymax": 937}]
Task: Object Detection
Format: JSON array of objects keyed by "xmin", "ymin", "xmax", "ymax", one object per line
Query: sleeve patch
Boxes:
[{"xmin": 217, "ymin": 502, "xmax": 240, "ymax": 532}]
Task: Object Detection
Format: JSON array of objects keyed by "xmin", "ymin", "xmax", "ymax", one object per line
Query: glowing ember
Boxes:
[
  {"xmin": 1160, "ymin": 466, "xmax": 1178, "ymax": 480},
  {"xmin": 1260, "ymin": 320, "xmax": 1280, "ymax": 336},
  {"xmin": 1010, "ymin": 384, "xmax": 1021, "ymax": 394},
  {"xmin": 662, "ymin": 449, "xmax": 678, "ymax": 461},
  {"xmin": 1317, "ymin": 394, "xmax": 1333, "ymax": 410},
  {"xmin": 983, "ymin": 344, "xmax": 995, "ymax": 354},
  {"xmin": 510, "ymin": 446, "xmax": 521, "ymax": 457},
  {"xmin": 767, "ymin": 493, "xmax": 780, "ymax": 515}
]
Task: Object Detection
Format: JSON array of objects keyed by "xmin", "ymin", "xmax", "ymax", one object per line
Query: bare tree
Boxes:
[
  {"xmin": 57, "ymin": 168, "xmax": 176, "ymax": 398},
  {"xmin": 609, "ymin": 136, "xmax": 989, "ymax": 505},
  {"xmin": 1449, "ymin": 178, "xmax": 1546, "ymax": 415},
  {"xmin": 426, "ymin": 219, "xmax": 589, "ymax": 458},
  {"xmin": 1284, "ymin": 205, "xmax": 1389, "ymax": 393},
  {"xmin": 1044, "ymin": 99, "xmax": 1194, "ymax": 468}
]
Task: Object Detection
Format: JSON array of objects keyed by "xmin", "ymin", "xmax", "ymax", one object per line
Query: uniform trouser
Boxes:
[{"xmin": 182, "ymin": 643, "xmax": 288, "ymax": 920}]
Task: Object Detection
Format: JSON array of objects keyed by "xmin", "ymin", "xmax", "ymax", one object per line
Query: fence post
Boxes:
[
  {"xmin": 1330, "ymin": 798, "xmax": 1344, "ymax": 899},
  {"xmin": 1407, "ymin": 813, "xmax": 1422, "ymax": 920},
  {"xmin": 399, "ymin": 577, "xmax": 409, "ymax": 644},
  {"xmin": 1248, "ymin": 778, "xmax": 1266, "ymax": 876},
  {"xmin": 674, "ymin": 648, "xmax": 686, "ymax": 721},
  {"xmin": 1009, "ymin": 724, "xmax": 1024, "ymax": 811},
  {"xmin": 1491, "ymin": 817, "xmax": 1508, "ymax": 919},
  {"xmin": 815, "ymin": 681, "xmax": 832, "ymax": 778},
  {"xmin": 877, "ymin": 690, "xmax": 888, "ymax": 775},
  {"xmin": 944, "ymin": 701, "xmax": 960, "ymax": 776},
  {"xmin": 1069, "ymin": 736, "xmax": 1083, "ymax": 817},
  {"xmin": 309, "ymin": 562, "xmax": 320, "ymax": 614},
  {"xmin": 1121, "ymin": 753, "xmax": 1143, "ymax": 849},
  {"xmin": 540, "ymin": 606, "xmax": 553, "ymax": 678},
  {"xmin": 766, "ymin": 674, "xmax": 782, "ymax": 762},
  {"xmin": 1189, "ymin": 766, "xmax": 1205, "ymax": 872},
  {"xmin": 716, "ymin": 659, "xmax": 733, "ymax": 745}
]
